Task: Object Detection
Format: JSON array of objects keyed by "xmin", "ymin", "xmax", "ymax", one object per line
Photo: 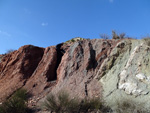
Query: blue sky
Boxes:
[{"xmin": 0, "ymin": 0, "xmax": 150, "ymax": 54}]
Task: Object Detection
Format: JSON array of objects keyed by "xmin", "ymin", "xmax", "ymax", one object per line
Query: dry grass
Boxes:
[
  {"xmin": 115, "ymin": 100, "xmax": 149, "ymax": 113},
  {"xmin": 142, "ymin": 36, "xmax": 150, "ymax": 46},
  {"xmin": 42, "ymin": 91, "xmax": 111, "ymax": 113},
  {"xmin": 0, "ymin": 89, "xmax": 32, "ymax": 113}
]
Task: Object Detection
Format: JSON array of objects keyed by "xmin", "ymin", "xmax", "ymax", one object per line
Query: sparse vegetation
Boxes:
[
  {"xmin": 78, "ymin": 98, "xmax": 110, "ymax": 113},
  {"xmin": 5, "ymin": 49, "xmax": 15, "ymax": 54},
  {"xmin": 100, "ymin": 34, "xmax": 109, "ymax": 39},
  {"xmin": 115, "ymin": 100, "xmax": 149, "ymax": 113},
  {"xmin": 112, "ymin": 30, "xmax": 126, "ymax": 39},
  {"xmin": 0, "ymin": 89, "xmax": 31, "ymax": 113},
  {"xmin": 64, "ymin": 37, "xmax": 84, "ymax": 44},
  {"xmin": 142, "ymin": 36, "xmax": 150, "ymax": 46},
  {"xmin": 99, "ymin": 31, "xmax": 126, "ymax": 40},
  {"xmin": 42, "ymin": 91, "xmax": 110, "ymax": 113},
  {"xmin": 42, "ymin": 91, "xmax": 150, "ymax": 113},
  {"xmin": 0, "ymin": 55, "xmax": 4, "ymax": 62}
]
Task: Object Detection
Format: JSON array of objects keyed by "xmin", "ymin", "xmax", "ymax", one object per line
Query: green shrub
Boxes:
[
  {"xmin": 79, "ymin": 98, "xmax": 102, "ymax": 112},
  {"xmin": 0, "ymin": 89, "xmax": 31, "ymax": 113},
  {"xmin": 42, "ymin": 91, "xmax": 110, "ymax": 113},
  {"xmin": 42, "ymin": 91, "xmax": 79, "ymax": 113},
  {"xmin": 64, "ymin": 37, "xmax": 84, "ymax": 45},
  {"xmin": 71, "ymin": 39, "xmax": 75, "ymax": 42},
  {"xmin": 12, "ymin": 89, "xmax": 28, "ymax": 101}
]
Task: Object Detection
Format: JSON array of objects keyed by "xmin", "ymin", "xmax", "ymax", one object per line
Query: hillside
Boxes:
[{"xmin": 0, "ymin": 38, "xmax": 150, "ymax": 112}]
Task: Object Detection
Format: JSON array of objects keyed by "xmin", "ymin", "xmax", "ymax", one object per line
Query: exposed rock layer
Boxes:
[{"xmin": 1, "ymin": 39, "xmax": 150, "ymax": 111}]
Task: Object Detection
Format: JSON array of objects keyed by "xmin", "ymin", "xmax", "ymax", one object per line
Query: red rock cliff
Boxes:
[{"xmin": 0, "ymin": 39, "xmax": 120, "ymax": 107}]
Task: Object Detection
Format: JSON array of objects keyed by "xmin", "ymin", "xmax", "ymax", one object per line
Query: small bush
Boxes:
[
  {"xmin": 64, "ymin": 37, "xmax": 84, "ymax": 44},
  {"xmin": 42, "ymin": 91, "xmax": 110, "ymax": 113},
  {"xmin": 142, "ymin": 36, "xmax": 150, "ymax": 46},
  {"xmin": 115, "ymin": 100, "xmax": 149, "ymax": 113},
  {"xmin": 79, "ymin": 98, "xmax": 104, "ymax": 112},
  {"xmin": 119, "ymin": 33, "xmax": 126, "ymax": 39},
  {"xmin": 12, "ymin": 89, "xmax": 28, "ymax": 101},
  {"xmin": 5, "ymin": 49, "xmax": 15, "ymax": 54},
  {"xmin": 42, "ymin": 91, "xmax": 79, "ymax": 113},
  {"xmin": 0, "ymin": 89, "xmax": 31, "ymax": 113},
  {"xmin": 71, "ymin": 39, "xmax": 75, "ymax": 42},
  {"xmin": 112, "ymin": 30, "xmax": 126, "ymax": 39},
  {"xmin": 100, "ymin": 34, "xmax": 109, "ymax": 39}
]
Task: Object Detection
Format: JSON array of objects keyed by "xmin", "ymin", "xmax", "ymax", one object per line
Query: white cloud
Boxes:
[
  {"xmin": 0, "ymin": 30, "xmax": 11, "ymax": 37},
  {"xmin": 41, "ymin": 22, "xmax": 48, "ymax": 26},
  {"xmin": 109, "ymin": 0, "xmax": 114, "ymax": 3}
]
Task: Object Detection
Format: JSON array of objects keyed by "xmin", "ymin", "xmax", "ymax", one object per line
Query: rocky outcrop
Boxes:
[
  {"xmin": 1, "ymin": 38, "xmax": 150, "ymax": 111},
  {"xmin": 100, "ymin": 39, "xmax": 150, "ymax": 110},
  {"xmin": 0, "ymin": 45, "xmax": 44, "ymax": 101},
  {"xmin": 0, "ymin": 54, "xmax": 5, "ymax": 62},
  {"xmin": 24, "ymin": 46, "xmax": 57, "ymax": 95},
  {"xmin": 50, "ymin": 39, "xmax": 119, "ymax": 99}
]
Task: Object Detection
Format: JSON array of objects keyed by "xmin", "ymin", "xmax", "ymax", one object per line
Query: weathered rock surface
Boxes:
[
  {"xmin": 1, "ymin": 38, "xmax": 150, "ymax": 112},
  {"xmin": 100, "ymin": 39, "xmax": 150, "ymax": 110},
  {"xmin": 51, "ymin": 39, "xmax": 118, "ymax": 99},
  {"xmin": 0, "ymin": 45, "xmax": 44, "ymax": 101},
  {"xmin": 0, "ymin": 54, "xmax": 5, "ymax": 62}
]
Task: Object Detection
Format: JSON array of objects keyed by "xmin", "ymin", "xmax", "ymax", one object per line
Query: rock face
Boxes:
[
  {"xmin": 99, "ymin": 39, "xmax": 150, "ymax": 110},
  {"xmin": 51, "ymin": 39, "xmax": 118, "ymax": 99},
  {"xmin": 1, "ymin": 38, "xmax": 150, "ymax": 111},
  {"xmin": 0, "ymin": 45, "xmax": 44, "ymax": 101}
]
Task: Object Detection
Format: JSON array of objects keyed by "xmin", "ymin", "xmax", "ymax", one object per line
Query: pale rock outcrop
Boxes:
[{"xmin": 100, "ymin": 39, "xmax": 150, "ymax": 110}]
